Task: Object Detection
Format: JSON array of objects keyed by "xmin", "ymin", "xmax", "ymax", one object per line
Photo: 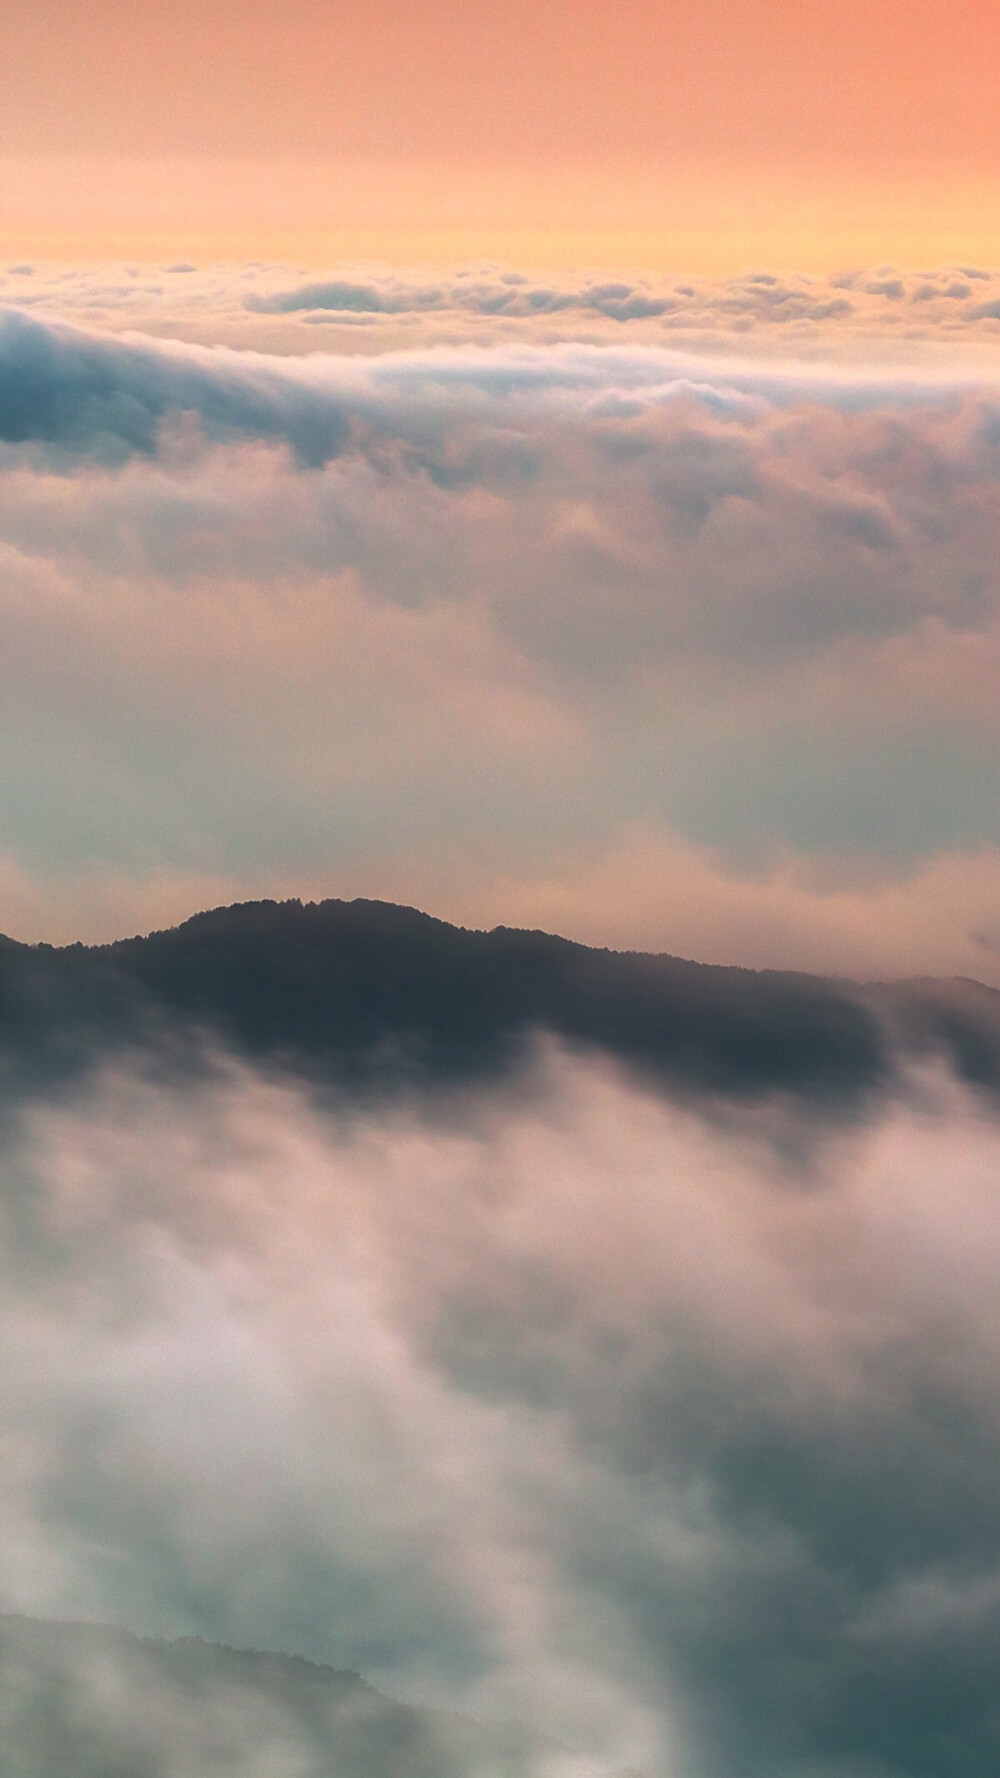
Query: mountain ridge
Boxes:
[
  {"xmin": 0, "ymin": 1611, "xmax": 572, "ymax": 1778},
  {"xmin": 0, "ymin": 895, "xmax": 995, "ymax": 1104}
]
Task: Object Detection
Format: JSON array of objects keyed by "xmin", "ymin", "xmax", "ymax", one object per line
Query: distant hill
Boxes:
[
  {"xmin": 0, "ymin": 896, "xmax": 995, "ymax": 1104},
  {"xmin": 0, "ymin": 1614, "xmax": 564, "ymax": 1778}
]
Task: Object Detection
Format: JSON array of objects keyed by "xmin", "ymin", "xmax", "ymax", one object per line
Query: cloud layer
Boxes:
[
  {"xmin": 1, "ymin": 295, "xmax": 1000, "ymax": 971},
  {"xmin": 7, "ymin": 260, "xmax": 1000, "ymax": 357}
]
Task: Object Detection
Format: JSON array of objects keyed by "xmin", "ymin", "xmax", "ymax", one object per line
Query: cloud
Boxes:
[
  {"xmin": 1, "ymin": 1037, "xmax": 1000, "ymax": 1774},
  {"xmin": 248, "ymin": 277, "xmax": 393, "ymax": 313},
  {"xmin": 245, "ymin": 275, "xmax": 680, "ymax": 324},
  {"xmin": 2, "ymin": 309, "xmax": 1000, "ymax": 969},
  {"xmin": 0, "ymin": 308, "xmax": 352, "ymax": 465},
  {"xmin": 11, "ymin": 260, "xmax": 1000, "ymax": 357}
]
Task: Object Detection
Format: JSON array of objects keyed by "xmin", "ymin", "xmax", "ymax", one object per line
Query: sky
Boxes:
[
  {"xmin": 2, "ymin": 0, "xmax": 1000, "ymax": 266},
  {"xmin": 4, "ymin": 10, "xmax": 1000, "ymax": 1776}
]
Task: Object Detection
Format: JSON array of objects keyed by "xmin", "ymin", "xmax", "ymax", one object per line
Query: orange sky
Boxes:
[{"xmin": 3, "ymin": 0, "xmax": 999, "ymax": 266}]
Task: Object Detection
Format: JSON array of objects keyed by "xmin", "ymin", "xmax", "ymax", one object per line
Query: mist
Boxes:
[{"xmin": 1, "ymin": 1031, "xmax": 999, "ymax": 1775}]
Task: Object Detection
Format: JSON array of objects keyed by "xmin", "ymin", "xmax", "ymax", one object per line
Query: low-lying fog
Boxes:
[{"xmin": 1, "ymin": 1038, "xmax": 998, "ymax": 1776}]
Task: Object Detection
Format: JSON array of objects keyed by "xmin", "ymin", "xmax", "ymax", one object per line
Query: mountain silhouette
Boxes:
[{"xmin": 0, "ymin": 897, "xmax": 994, "ymax": 1104}]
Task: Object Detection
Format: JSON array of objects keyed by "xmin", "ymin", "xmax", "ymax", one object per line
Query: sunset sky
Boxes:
[{"xmin": 3, "ymin": 0, "xmax": 1000, "ymax": 265}]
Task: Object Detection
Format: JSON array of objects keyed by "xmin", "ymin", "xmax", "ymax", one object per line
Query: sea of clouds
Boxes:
[
  {"xmin": 2, "ymin": 263, "xmax": 1000, "ymax": 1775},
  {"xmin": 1, "ymin": 281, "xmax": 1000, "ymax": 972}
]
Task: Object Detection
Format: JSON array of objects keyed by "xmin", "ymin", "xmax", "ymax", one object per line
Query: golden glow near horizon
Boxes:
[
  {"xmin": 2, "ymin": 156, "xmax": 999, "ymax": 275},
  {"xmin": 2, "ymin": 1, "xmax": 999, "ymax": 269}
]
